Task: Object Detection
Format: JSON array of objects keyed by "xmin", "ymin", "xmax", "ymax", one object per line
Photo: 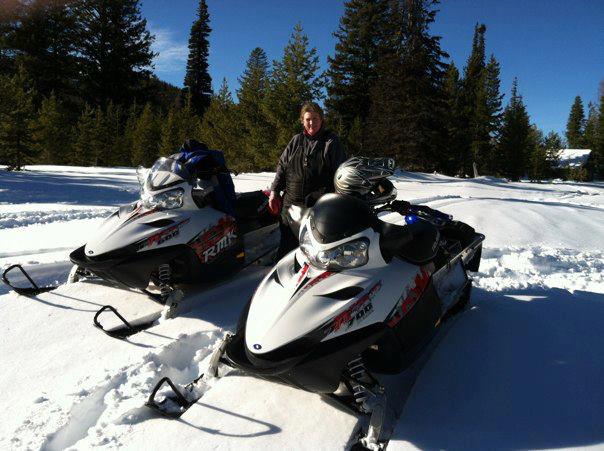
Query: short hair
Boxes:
[{"xmin": 299, "ymin": 102, "xmax": 324, "ymax": 122}]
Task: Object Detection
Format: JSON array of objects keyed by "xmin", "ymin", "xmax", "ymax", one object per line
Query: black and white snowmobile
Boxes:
[
  {"xmin": 3, "ymin": 146, "xmax": 280, "ymax": 338},
  {"xmin": 146, "ymin": 157, "xmax": 484, "ymax": 449}
]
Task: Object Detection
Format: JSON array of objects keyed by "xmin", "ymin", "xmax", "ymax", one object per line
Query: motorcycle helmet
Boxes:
[{"xmin": 334, "ymin": 156, "xmax": 397, "ymax": 205}]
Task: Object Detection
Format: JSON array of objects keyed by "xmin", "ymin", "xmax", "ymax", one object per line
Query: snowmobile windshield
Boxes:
[
  {"xmin": 145, "ymin": 157, "xmax": 192, "ymax": 192},
  {"xmin": 309, "ymin": 193, "xmax": 375, "ymax": 244}
]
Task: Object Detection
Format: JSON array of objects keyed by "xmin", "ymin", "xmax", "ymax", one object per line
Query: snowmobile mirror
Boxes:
[{"xmin": 370, "ymin": 157, "xmax": 396, "ymax": 172}]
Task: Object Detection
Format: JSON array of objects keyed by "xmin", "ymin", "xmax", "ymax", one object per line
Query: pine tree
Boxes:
[
  {"xmin": 119, "ymin": 102, "xmax": 139, "ymax": 166},
  {"xmin": 481, "ymin": 54, "xmax": 504, "ymax": 172},
  {"xmin": 442, "ymin": 62, "xmax": 465, "ymax": 174},
  {"xmin": 325, "ymin": 0, "xmax": 388, "ymax": 152},
  {"xmin": 72, "ymin": 104, "xmax": 96, "ymax": 166},
  {"xmin": 0, "ymin": 68, "xmax": 37, "ymax": 170},
  {"xmin": 462, "ymin": 23, "xmax": 487, "ymax": 173},
  {"xmin": 584, "ymin": 101, "xmax": 598, "ymax": 150},
  {"xmin": 237, "ymin": 47, "xmax": 274, "ymax": 169},
  {"xmin": 33, "ymin": 93, "xmax": 72, "ymax": 164},
  {"xmin": 594, "ymin": 90, "xmax": 604, "ymax": 178},
  {"xmin": 263, "ymin": 23, "xmax": 324, "ymax": 163},
  {"xmin": 5, "ymin": 0, "xmax": 80, "ymax": 104},
  {"xmin": 528, "ymin": 125, "xmax": 547, "ymax": 181},
  {"xmin": 183, "ymin": 0, "xmax": 212, "ymax": 117},
  {"xmin": 104, "ymin": 101, "xmax": 125, "ymax": 166},
  {"xmin": 90, "ymin": 106, "xmax": 109, "ymax": 166},
  {"xmin": 543, "ymin": 131, "xmax": 562, "ymax": 176},
  {"xmin": 497, "ymin": 78, "xmax": 532, "ymax": 180},
  {"xmin": 367, "ymin": 0, "xmax": 448, "ymax": 171},
  {"xmin": 75, "ymin": 0, "xmax": 155, "ymax": 107},
  {"xmin": 178, "ymin": 92, "xmax": 201, "ymax": 145},
  {"xmin": 566, "ymin": 95, "xmax": 586, "ymax": 148},
  {"xmin": 458, "ymin": 25, "xmax": 502, "ymax": 175},
  {"xmin": 199, "ymin": 78, "xmax": 245, "ymax": 168},
  {"xmin": 130, "ymin": 103, "xmax": 159, "ymax": 166},
  {"xmin": 0, "ymin": 2, "xmax": 18, "ymax": 77},
  {"xmin": 159, "ymin": 104, "xmax": 181, "ymax": 156}
]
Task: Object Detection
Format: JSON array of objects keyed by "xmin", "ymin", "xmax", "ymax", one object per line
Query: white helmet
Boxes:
[{"xmin": 334, "ymin": 157, "xmax": 397, "ymax": 205}]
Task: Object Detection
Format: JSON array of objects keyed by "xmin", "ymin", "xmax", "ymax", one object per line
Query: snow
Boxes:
[
  {"xmin": 1, "ymin": 165, "xmax": 603, "ymax": 450},
  {"xmin": 557, "ymin": 148, "xmax": 592, "ymax": 168}
]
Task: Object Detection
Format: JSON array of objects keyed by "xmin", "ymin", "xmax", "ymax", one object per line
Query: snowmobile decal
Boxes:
[
  {"xmin": 386, "ymin": 267, "xmax": 431, "ymax": 328},
  {"xmin": 120, "ymin": 205, "xmax": 157, "ymax": 229},
  {"xmin": 189, "ymin": 216, "xmax": 238, "ymax": 263},
  {"xmin": 134, "ymin": 218, "xmax": 191, "ymax": 251},
  {"xmin": 296, "ymin": 263, "xmax": 310, "ymax": 285},
  {"xmin": 328, "ymin": 281, "xmax": 382, "ymax": 334},
  {"xmin": 298, "ymin": 270, "xmax": 333, "ymax": 296}
]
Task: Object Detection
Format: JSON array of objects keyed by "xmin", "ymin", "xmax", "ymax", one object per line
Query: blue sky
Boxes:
[{"xmin": 141, "ymin": 0, "xmax": 604, "ymax": 137}]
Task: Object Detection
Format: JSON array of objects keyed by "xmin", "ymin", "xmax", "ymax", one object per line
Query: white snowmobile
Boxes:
[
  {"xmin": 146, "ymin": 157, "xmax": 484, "ymax": 449},
  {"xmin": 3, "ymin": 149, "xmax": 280, "ymax": 338}
]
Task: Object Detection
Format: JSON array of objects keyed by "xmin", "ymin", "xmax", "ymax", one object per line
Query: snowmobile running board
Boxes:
[
  {"xmin": 1, "ymin": 264, "xmax": 58, "ymax": 296},
  {"xmin": 93, "ymin": 305, "xmax": 159, "ymax": 339}
]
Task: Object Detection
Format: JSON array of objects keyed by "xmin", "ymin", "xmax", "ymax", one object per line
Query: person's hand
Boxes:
[{"xmin": 268, "ymin": 191, "xmax": 282, "ymax": 215}]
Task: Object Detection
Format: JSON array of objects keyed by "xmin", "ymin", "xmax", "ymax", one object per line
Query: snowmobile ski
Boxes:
[
  {"xmin": 145, "ymin": 374, "xmax": 205, "ymax": 418},
  {"xmin": 93, "ymin": 305, "xmax": 161, "ymax": 339},
  {"xmin": 145, "ymin": 336, "xmax": 228, "ymax": 417},
  {"xmin": 94, "ymin": 242, "xmax": 277, "ymax": 340},
  {"xmin": 1, "ymin": 264, "xmax": 58, "ymax": 296}
]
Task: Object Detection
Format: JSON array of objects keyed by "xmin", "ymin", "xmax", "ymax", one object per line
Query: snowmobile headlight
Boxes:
[
  {"xmin": 143, "ymin": 188, "xmax": 184, "ymax": 210},
  {"xmin": 300, "ymin": 227, "xmax": 369, "ymax": 271}
]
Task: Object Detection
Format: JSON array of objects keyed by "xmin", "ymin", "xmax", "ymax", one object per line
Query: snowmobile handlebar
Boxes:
[{"xmin": 375, "ymin": 201, "xmax": 452, "ymax": 226}]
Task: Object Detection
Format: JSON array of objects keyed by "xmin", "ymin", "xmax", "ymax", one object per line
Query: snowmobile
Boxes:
[
  {"xmin": 146, "ymin": 159, "xmax": 484, "ymax": 450},
  {"xmin": 3, "ymin": 150, "xmax": 280, "ymax": 338}
]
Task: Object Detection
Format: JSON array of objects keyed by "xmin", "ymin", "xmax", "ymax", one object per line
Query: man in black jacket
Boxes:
[{"xmin": 269, "ymin": 102, "xmax": 347, "ymax": 258}]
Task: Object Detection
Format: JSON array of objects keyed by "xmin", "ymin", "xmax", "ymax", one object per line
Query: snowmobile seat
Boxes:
[
  {"xmin": 379, "ymin": 219, "xmax": 439, "ymax": 265},
  {"xmin": 234, "ymin": 191, "xmax": 269, "ymax": 220}
]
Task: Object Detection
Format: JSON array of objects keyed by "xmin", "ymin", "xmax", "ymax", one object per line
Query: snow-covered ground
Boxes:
[{"xmin": 1, "ymin": 165, "xmax": 603, "ymax": 450}]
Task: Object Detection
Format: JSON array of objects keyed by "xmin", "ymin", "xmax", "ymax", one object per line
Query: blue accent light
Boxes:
[{"xmin": 405, "ymin": 214, "xmax": 418, "ymax": 224}]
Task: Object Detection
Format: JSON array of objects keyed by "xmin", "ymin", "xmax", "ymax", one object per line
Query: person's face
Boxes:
[{"xmin": 302, "ymin": 111, "xmax": 322, "ymax": 136}]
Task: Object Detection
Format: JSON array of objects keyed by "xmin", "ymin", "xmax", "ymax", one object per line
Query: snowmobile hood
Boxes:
[
  {"xmin": 84, "ymin": 204, "xmax": 189, "ymax": 257},
  {"xmin": 83, "ymin": 181, "xmax": 228, "ymax": 258},
  {"xmin": 245, "ymin": 252, "xmax": 370, "ymax": 355},
  {"xmin": 244, "ymin": 227, "xmax": 424, "ymax": 356}
]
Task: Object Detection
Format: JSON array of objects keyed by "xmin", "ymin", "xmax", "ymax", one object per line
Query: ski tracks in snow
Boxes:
[
  {"xmin": 9, "ymin": 330, "xmax": 228, "ymax": 451},
  {"xmin": 0, "ymin": 208, "xmax": 113, "ymax": 230}
]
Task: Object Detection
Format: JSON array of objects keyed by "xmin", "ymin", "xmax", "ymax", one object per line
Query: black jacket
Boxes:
[{"xmin": 271, "ymin": 128, "xmax": 347, "ymax": 207}]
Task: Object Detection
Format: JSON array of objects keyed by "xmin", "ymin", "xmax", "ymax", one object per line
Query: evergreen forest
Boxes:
[{"xmin": 0, "ymin": 0, "xmax": 602, "ymax": 180}]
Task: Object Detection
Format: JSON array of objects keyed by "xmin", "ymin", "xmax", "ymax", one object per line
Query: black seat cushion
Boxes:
[
  {"xmin": 380, "ymin": 219, "xmax": 439, "ymax": 265},
  {"xmin": 235, "ymin": 191, "xmax": 269, "ymax": 219}
]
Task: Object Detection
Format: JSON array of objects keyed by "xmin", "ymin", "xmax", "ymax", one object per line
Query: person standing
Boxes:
[{"xmin": 269, "ymin": 102, "xmax": 347, "ymax": 258}]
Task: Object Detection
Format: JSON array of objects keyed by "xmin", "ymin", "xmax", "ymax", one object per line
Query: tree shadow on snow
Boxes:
[
  {"xmin": 393, "ymin": 287, "xmax": 604, "ymax": 450},
  {"xmin": 0, "ymin": 169, "xmax": 139, "ymax": 206}
]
